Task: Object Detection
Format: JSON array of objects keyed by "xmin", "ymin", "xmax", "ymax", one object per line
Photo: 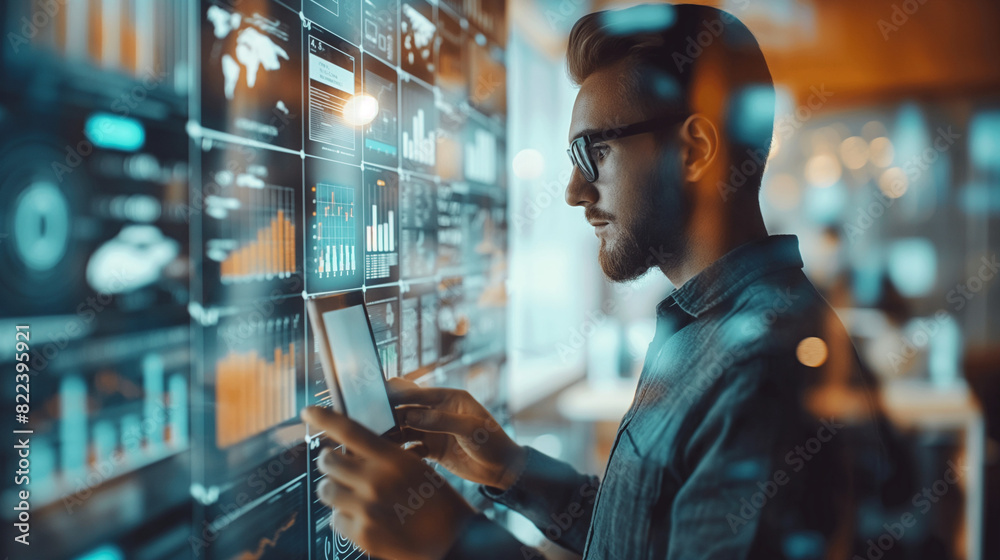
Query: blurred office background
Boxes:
[
  {"xmin": 504, "ymin": 1, "xmax": 999, "ymax": 560},
  {"xmin": 0, "ymin": 1, "xmax": 998, "ymax": 559}
]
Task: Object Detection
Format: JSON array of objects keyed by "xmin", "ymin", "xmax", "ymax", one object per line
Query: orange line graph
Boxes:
[{"xmin": 231, "ymin": 512, "xmax": 298, "ymax": 560}]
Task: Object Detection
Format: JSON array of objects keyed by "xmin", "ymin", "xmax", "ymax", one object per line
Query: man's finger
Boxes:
[
  {"xmin": 316, "ymin": 477, "xmax": 363, "ymax": 511},
  {"xmin": 387, "ymin": 379, "xmax": 464, "ymax": 409},
  {"xmin": 301, "ymin": 406, "xmax": 390, "ymax": 458},
  {"xmin": 317, "ymin": 447, "xmax": 366, "ymax": 486},
  {"xmin": 402, "ymin": 408, "xmax": 479, "ymax": 436},
  {"xmin": 332, "ymin": 508, "xmax": 359, "ymax": 543},
  {"xmin": 403, "ymin": 441, "xmax": 432, "ymax": 460},
  {"xmin": 397, "ymin": 425, "xmax": 434, "ymax": 444}
]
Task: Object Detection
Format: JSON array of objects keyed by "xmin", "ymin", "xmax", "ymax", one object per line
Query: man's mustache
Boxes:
[{"xmin": 585, "ymin": 208, "xmax": 615, "ymax": 223}]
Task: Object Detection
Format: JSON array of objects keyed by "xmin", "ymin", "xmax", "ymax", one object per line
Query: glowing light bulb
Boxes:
[{"xmin": 343, "ymin": 93, "xmax": 379, "ymax": 127}]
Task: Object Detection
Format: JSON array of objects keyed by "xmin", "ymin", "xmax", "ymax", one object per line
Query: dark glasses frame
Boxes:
[{"xmin": 566, "ymin": 114, "xmax": 687, "ymax": 183}]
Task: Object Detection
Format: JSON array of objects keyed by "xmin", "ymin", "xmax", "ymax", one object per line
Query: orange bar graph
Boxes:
[
  {"xmin": 215, "ymin": 342, "xmax": 296, "ymax": 448},
  {"xmin": 221, "ymin": 209, "xmax": 297, "ymax": 282}
]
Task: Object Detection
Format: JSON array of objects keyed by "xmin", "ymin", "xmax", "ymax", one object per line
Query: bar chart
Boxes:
[
  {"xmin": 23, "ymin": 326, "xmax": 193, "ymax": 507},
  {"xmin": 367, "ymin": 190, "xmax": 395, "ymax": 254},
  {"xmin": 214, "ymin": 314, "xmax": 300, "ymax": 448},
  {"xmin": 464, "ymin": 126, "xmax": 498, "ymax": 185},
  {"xmin": 220, "ymin": 192, "xmax": 298, "ymax": 283},
  {"xmin": 401, "ymin": 79, "xmax": 437, "ymax": 173},
  {"xmin": 305, "ymin": 158, "xmax": 363, "ymax": 294},
  {"xmin": 366, "ymin": 285, "xmax": 402, "ymax": 378},
  {"xmin": 379, "ymin": 344, "xmax": 399, "ymax": 378},
  {"xmin": 364, "ymin": 167, "xmax": 400, "ymax": 284},
  {"xmin": 402, "ymin": 107, "xmax": 435, "ymax": 167},
  {"xmin": 315, "ymin": 182, "xmax": 358, "ymax": 278},
  {"xmin": 202, "ymin": 142, "xmax": 303, "ymax": 304}
]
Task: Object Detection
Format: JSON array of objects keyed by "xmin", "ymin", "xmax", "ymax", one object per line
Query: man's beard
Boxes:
[
  {"xmin": 598, "ymin": 152, "xmax": 687, "ymax": 283},
  {"xmin": 598, "ymin": 209, "xmax": 663, "ymax": 282}
]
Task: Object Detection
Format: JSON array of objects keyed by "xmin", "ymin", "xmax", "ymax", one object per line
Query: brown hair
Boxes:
[{"xmin": 566, "ymin": 3, "xmax": 776, "ymax": 193}]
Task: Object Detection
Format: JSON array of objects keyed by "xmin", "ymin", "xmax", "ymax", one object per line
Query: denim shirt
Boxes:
[{"xmin": 444, "ymin": 235, "xmax": 886, "ymax": 560}]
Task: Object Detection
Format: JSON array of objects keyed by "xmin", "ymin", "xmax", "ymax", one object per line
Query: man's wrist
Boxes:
[
  {"xmin": 495, "ymin": 444, "xmax": 528, "ymax": 492},
  {"xmin": 424, "ymin": 497, "xmax": 478, "ymax": 560}
]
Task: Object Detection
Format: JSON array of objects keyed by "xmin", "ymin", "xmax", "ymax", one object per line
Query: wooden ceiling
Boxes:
[{"xmin": 511, "ymin": 0, "xmax": 1000, "ymax": 107}]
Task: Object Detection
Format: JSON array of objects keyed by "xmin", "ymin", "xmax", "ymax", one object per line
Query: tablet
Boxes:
[{"xmin": 306, "ymin": 291, "xmax": 399, "ymax": 437}]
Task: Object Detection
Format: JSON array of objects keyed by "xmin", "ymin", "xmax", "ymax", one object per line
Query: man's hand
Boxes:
[
  {"xmin": 388, "ymin": 378, "xmax": 528, "ymax": 491},
  {"xmin": 301, "ymin": 406, "xmax": 475, "ymax": 560}
]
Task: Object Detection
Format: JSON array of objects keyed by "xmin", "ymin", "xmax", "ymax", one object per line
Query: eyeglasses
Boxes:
[{"xmin": 566, "ymin": 114, "xmax": 685, "ymax": 183}]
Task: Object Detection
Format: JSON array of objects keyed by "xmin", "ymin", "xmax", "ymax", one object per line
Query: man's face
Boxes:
[{"xmin": 565, "ymin": 61, "xmax": 687, "ymax": 282}]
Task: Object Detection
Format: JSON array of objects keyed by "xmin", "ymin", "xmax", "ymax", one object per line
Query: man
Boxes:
[{"xmin": 302, "ymin": 4, "xmax": 893, "ymax": 559}]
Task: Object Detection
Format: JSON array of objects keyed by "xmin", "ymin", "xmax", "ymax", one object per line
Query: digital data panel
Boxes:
[
  {"xmin": 0, "ymin": 0, "xmax": 509, "ymax": 556},
  {"xmin": 401, "ymin": 281, "xmax": 440, "ymax": 377},
  {"xmin": 401, "ymin": 77, "xmax": 438, "ymax": 173},
  {"xmin": 400, "ymin": 172, "xmax": 438, "ymax": 279},
  {"xmin": 201, "ymin": 464, "xmax": 310, "ymax": 560},
  {"xmin": 362, "ymin": 54, "xmax": 400, "ymax": 167},
  {"xmin": 366, "ymin": 285, "xmax": 402, "ymax": 378},
  {"xmin": 2, "ymin": 325, "xmax": 191, "ymax": 506},
  {"xmin": 363, "ymin": 0, "xmax": 399, "ymax": 64},
  {"xmin": 464, "ymin": 118, "xmax": 499, "ymax": 186},
  {"xmin": 305, "ymin": 0, "xmax": 362, "ymax": 46},
  {"xmin": 437, "ymin": 102, "xmax": 466, "ymax": 181},
  {"xmin": 0, "ymin": 115, "xmax": 190, "ymax": 320},
  {"xmin": 201, "ymin": 0, "xmax": 302, "ymax": 149},
  {"xmin": 464, "ymin": 0, "xmax": 507, "ymax": 46},
  {"xmin": 400, "ymin": 0, "xmax": 436, "ymax": 84},
  {"xmin": 306, "ymin": 157, "xmax": 365, "ymax": 293},
  {"xmin": 437, "ymin": 7, "xmax": 467, "ymax": 104},
  {"xmin": 469, "ymin": 35, "xmax": 507, "ymax": 118},
  {"xmin": 306, "ymin": 25, "xmax": 363, "ymax": 164},
  {"xmin": 364, "ymin": 166, "xmax": 401, "ymax": 284},
  {"xmin": 204, "ymin": 298, "xmax": 306, "ymax": 460},
  {"xmin": 200, "ymin": 140, "xmax": 305, "ymax": 304}
]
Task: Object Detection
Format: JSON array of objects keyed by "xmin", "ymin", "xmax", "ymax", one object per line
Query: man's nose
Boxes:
[{"xmin": 565, "ymin": 166, "xmax": 598, "ymax": 208}]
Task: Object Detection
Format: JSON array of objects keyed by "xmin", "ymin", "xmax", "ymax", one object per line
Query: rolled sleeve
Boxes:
[
  {"xmin": 441, "ymin": 512, "xmax": 539, "ymax": 560},
  {"xmin": 478, "ymin": 446, "xmax": 599, "ymax": 554}
]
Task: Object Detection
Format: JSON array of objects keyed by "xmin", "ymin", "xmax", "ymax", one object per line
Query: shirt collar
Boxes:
[{"xmin": 657, "ymin": 234, "xmax": 804, "ymax": 320}]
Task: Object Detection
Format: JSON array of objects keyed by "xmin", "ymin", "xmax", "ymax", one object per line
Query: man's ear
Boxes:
[{"xmin": 679, "ymin": 114, "xmax": 719, "ymax": 182}]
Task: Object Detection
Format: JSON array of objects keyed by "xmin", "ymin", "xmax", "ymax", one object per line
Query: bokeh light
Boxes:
[
  {"xmin": 869, "ymin": 136, "xmax": 895, "ymax": 167},
  {"xmin": 796, "ymin": 337, "xmax": 828, "ymax": 367},
  {"xmin": 512, "ymin": 148, "xmax": 545, "ymax": 179},
  {"xmin": 878, "ymin": 167, "xmax": 908, "ymax": 198},
  {"xmin": 805, "ymin": 153, "xmax": 842, "ymax": 187},
  {"xmin": 839, "ymin": 136, "xmax": 869, "ymax": 170}
]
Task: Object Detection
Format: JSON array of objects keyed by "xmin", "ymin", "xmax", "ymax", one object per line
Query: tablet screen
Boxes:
[{"xmin": 321, "ymin": 305, "xmax": 396, "ymax": 435}]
